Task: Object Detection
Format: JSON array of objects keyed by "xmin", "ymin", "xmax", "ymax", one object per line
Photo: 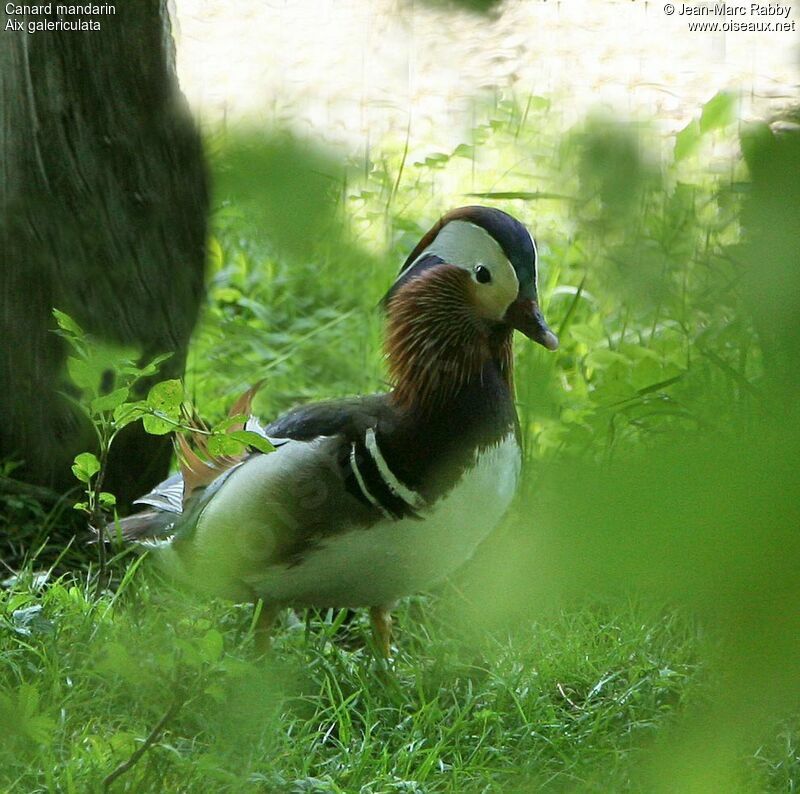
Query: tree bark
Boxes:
[{"xmin": 0, "ymin": 2, "xmax": 207, "ymax": 505}]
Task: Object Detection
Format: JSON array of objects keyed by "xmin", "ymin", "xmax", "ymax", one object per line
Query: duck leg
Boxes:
[
  {"xmin": 369, "ymin": 605, "xmax": 394, "ymax": 658},
  {"xmin": 253, "ymin": 600, "xmax": 281, "ymax": 656}
]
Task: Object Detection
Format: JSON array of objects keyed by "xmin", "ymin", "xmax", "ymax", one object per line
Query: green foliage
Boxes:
[
  {"xmin": 54, "ymin": 310, "xmax": 177, "ymax": 545},
  {"xmin": 3, "ymin": 88, "xmax": 797, "ymax": 791},
  {"xmin": 55, "ymin": 313, "xmax": 273, "ymax": 548},
  {"xmin": 699, "ymin": 90, "xmax": 738, "ymax": 133},
  {"xmin": 71, "ymin": 451, "xmax": 101, "ymax": 484},
  {"xmin": 211, "ymin": 132, "xmax": 345, "ymax": 264},
  {"xmin": 0, "ymin": 683, "xmax": 57, "ymax": 747},
  {"xmin": 140, "ymin": 378, "xmax": 184, "ymax": 435},
  {"xmin": 675, "ymin": 90, "xmax": 738, "ymax": 161}
]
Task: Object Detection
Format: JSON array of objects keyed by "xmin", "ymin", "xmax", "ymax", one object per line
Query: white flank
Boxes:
[
  {"xmin": 152, "ymin": 432, "xmax": 523, "ymax": 608},
  {"xmin": 402, "ymin": 220, "xmax": 509, "ymax": 277},
  {"xmin": 244, "ymin": 432, "xmax": 522, "ymax": 607}
]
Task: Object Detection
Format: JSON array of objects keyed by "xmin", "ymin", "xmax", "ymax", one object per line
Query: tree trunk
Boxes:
[{"xmin": 0, "ymin": 2, "xmax": 207, "ymax": 506}]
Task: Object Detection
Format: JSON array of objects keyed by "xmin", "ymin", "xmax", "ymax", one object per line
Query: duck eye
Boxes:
[{"xmin": 474, "ymin": 265, "xmax": 492, "ymax": 284}]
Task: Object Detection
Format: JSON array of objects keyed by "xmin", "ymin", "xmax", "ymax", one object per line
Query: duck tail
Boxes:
[
  {"xmin": 108, "ymin": 509, "xmax": 179, "ymax": 544},
  {"xmin": 93, "ymin": 469, "xmax": 184, "ymax": 546}
]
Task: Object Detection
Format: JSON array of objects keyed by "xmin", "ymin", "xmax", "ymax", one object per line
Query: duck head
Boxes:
[{"xmin": 383, "ymin": 206, "xmax": 558, "ymax": 411}]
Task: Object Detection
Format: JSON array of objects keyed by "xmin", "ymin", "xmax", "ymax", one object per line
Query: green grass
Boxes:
[
  {"xmin": 1, "ymin": 523, "xmax": 797, "ymax": 791},
  {"xmin": 1, "ymin": 554, "xmax": 709, "ymax": 792},
  {"xmin": 2, "ymin": 93, "xmax": 799, "ymax": 790}
]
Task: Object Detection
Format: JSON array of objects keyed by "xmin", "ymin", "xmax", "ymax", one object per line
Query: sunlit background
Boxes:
[{"xmin": 174, "ymin": 0, "xmax": 799, "ymax": 147}]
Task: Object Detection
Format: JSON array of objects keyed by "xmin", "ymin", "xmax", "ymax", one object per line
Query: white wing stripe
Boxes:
[
  {"xmin": 349, "ymin": 443, "xmax": 393, "ymax": 519},
  {"xmin": 364, "ymin": 428, "xmax": 425, "ymax": 510}
]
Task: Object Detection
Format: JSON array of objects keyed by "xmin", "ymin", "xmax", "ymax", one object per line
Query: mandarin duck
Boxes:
[{"xmin": 118, "ymin": 206, "xmax": 559, "ymax": 655}]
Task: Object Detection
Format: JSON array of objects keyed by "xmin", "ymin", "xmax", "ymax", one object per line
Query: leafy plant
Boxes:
[
  {"xmin": 53, "ymin": 310, "xmax": 271, "ymax": 578},
  {"xmin": 53, "ymin": 309, "xmax": 174, "ymax": 571}
]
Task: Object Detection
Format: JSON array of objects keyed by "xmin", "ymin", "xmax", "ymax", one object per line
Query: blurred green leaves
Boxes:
[
  {"xmin": 213, "ymin": 132, "xmax": 344, "ymax": 263},
  {"xmin": 575, "ymin": 113, "xmax": 658, "ymax": 220},
  {"xmin": 458, "ymin": 105, "xmax": 799, "ymax": 791},
  {"xmin": 676, "ymin": 90, "xmax": 739, "ymax": 161},
  {"xmin": 0, "ymin": 684, "xmax": 56, "ymax": 748},
  {"xmin": 739, "ymin": 121, "xmax": 800, "ymax": 396},
  {"xmin": 700, "ymin": 90, "xmax": 738, "ymax": 134}
]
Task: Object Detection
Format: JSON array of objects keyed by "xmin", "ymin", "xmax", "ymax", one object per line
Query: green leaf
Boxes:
[
  {"xmin": 72, "ymin": 452, "xmax": 101, "ymax": 483},
  {"xmin": 106, "ymin": 731, "xmax": 137, "ymax": 757},
  {"xmin": 18, "ymin": 683, "xmax": 38, "ymax": 720},
  {"xmin": 146, "ymin": 379, "xmax": 184, "ymax": 416},
  {"xmin": 16, "ymin": 683, "xmax": 55, "ymax": 745},
  {"xmin": 569, "ymin": 322, "xmax": 603, "ymax": 347},
  {"xmin": 674, "ymin": 120, "xmax": 701, "ymax": 162},
  {"xmin": 213, "ymin": 287, "xmax": 242, "ymax": 304},
  {"xmin": 91, "ymin": 387, "xmax": 129, "ymax": 414},
  {"xmin": 24, "ymin": 714, "xmax": 57, "ymax": 745},
  {"xmin": 200, "ymin": 629, "xmax": 224, "ymax": 663},
  {"xmin": 586, "ymin": 349, "xmax": 630, "ymax": 370},
  {"xmin": 699, "ymin": 90, "xmax": 737, "ymax": 133},
  {"xmin": 630, "ymin": 357, "xmax": 664, "ymax": 391},
  {"xmin": 229, "ymin": 430, "xmax": 275, "ymax": 454},
  {"xmin": 142, "ymin": 413, "xmax": 176, "ymax": 436},
  {"xmin": 208, "ymin": 235, "xmax": 224, "ymax": 273},
  {"xmin": 211, "ymin": 414, "xmax": 247, "ymax": 433},
  {"xmin": 175, "ymin": 637, "xmax": 204, "ymax": 669},
  {"xmin": 52, "ymin": 308, "xmax": 83, "ymax": 337},
  {"xmin": 204, "ymin": 683, "xmax": 226, "ymax": 704},
  {"xmin": 113, "ymin": 400, "xmax": 147, "ymax": 428},
  {"xmin": 207, "ymin": 433, "xmax": 245, "ymax": 458},
  {"xmin": 99, "ymin": 492, "xmax": 117, "ymax": 508},
  {"xmin": 95, "ymin": 641, "xmax": 139, "ymax": 683},
  {"xmin": 137, "ymin": 352, "xmax": 174, "ymax": 378},
  {"xmin": 66, "ymin": 356, "xmax": 95, "ymax": 389},
  {"xmin": 528, "ymin": 95, "xmax": 550, "ymax": 111}
]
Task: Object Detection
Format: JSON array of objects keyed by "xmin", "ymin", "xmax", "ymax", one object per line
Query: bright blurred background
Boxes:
[{"xmin": 173, "ymin": 0, "xmax": 798, "ymax": 145}]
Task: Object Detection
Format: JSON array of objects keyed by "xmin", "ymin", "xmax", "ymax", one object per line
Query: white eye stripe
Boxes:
[
  {"xmin": 393, "ymin": 219, "xmax": 527, "ymax": 321},
  {"xmin": 398, "ymin": 220, "xmax": 510, "ymax": 280},
  {"xmin": 398, "ymin": 219, "xmax": 539, "ymax": 293}
]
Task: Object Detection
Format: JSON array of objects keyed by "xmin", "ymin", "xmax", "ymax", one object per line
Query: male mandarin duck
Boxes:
[{"xmin": 119, "ymin": 206, "xmax": 558, "ymax": 655}]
